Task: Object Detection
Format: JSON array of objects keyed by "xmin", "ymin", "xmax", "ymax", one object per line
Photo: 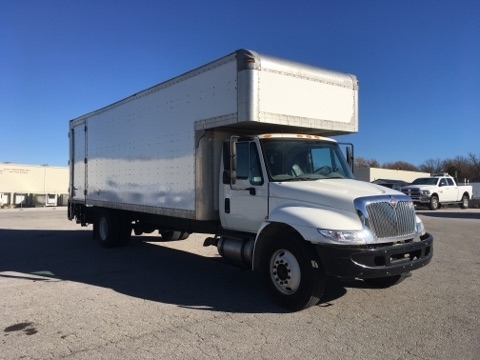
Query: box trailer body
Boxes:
[
  {"xmin": 70, "ymin": 50, "xmax": 357, "ymax": 220},
  {"xmin": 68, "ymin": 49, "xmax": 433, "ymax": 310}
]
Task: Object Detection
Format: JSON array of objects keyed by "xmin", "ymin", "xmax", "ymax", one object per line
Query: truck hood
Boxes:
[{"xmin": 269, "ymin": 179, "xmax": 399, "ymax": 214}]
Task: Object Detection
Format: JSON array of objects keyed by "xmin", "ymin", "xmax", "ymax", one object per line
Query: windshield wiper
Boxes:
[{"xmin": 295, "ymin": 175, "xmax": 318, "ymax": 181}]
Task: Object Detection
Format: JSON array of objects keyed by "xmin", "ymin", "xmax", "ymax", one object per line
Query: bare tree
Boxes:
[
  {"xmin": 467, "ymin": 152, "xmax": 480, "ymax": 181},
  {"xmin": 419, "ymin": 158, "xmax": 443, "ymax": 174},
  {"xmin": 442, "ymin": 156, "xmax": 474, "ymax": 182},
  {"xmin": 355, "ymin": 157, "xmax": 381, "ymax": 168},
  {"xmin": 355, "ymin": 157, "xmax": 369, "ymax": 168},
  {"xmin": 356, "ymin": 152, "xmax": 480, "ymax": 181},
  {"xmin": 382, "ymin": 161, "xmax": 418, "ymax": 172}
]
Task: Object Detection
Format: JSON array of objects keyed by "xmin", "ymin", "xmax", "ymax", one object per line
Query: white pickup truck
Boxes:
[{"xmin": 401, "ymin": 174, "xmax": 472, "ymax": 210}]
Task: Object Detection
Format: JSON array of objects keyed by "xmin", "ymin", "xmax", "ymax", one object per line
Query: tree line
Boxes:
[{"xmin": 355, "ymin": 152, "xmax": 480, "ymax": 182}]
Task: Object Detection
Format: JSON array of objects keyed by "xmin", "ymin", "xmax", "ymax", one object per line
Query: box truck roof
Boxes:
[{"xmin": 258, "ymin": 134, "xmax": 337, "ymax": 142}]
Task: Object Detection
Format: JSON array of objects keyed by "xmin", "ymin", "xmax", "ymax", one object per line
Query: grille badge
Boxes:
[{"xmin": 389, "ymin": 196, "xmax": 398, "ymax": 209}]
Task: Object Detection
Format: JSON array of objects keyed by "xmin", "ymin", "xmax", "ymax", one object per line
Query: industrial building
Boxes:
[
  {"xmin": 0, "ymin": 163, "xmax": 68, "ymax": 207},
  {"xmin": 354, "ymin": 167, "xmax": 430, "ymax": 183}
]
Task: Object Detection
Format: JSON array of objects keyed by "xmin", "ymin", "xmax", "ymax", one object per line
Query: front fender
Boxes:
[{"xmin": 251, "ymin": 204, "xmax": 362, "ymax": 271}]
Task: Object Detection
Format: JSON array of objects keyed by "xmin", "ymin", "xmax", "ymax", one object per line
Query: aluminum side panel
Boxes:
[
  {"xmin": 82, "ymin": 61, "xmax": 240, "ymax": 218},
  {"xmin": 86, "ymin": 119, "xmax": 196, "ymax": 213}
]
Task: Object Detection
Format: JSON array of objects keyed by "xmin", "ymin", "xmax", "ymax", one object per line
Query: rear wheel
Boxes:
[
  {"xmin": 179, "ymin": 231, "xmax": 190, "ymax": 240},
  {"xmin": 159, "ymin": 230, "xmax": 182, "ymax": 241},
  {"xmin": 94, "ymin": 210, "xmax": 131, "ymax": 247},
  {"xmin": 262, "ymin": 235, "xmax": 326, "ymax": 311},
  {"xmin": 460, "ymin": 195, "xmax": 469, "ymax": 209}
]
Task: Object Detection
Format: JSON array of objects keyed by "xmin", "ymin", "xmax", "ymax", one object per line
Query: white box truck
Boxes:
[{"xmin": 68, "ymin": 49, "xmax": 433, "ymax": 310}]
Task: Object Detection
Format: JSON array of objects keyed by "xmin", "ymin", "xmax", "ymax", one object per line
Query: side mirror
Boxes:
[
  {"xmin": 230, "ymin": 136, "xmax": 239, "ymax": 185},
  {"xmin": 345, "ymin": 145, "xmax": 354, "ymax": 173},
  {"xmin": 223, "ymin": 136, "xmax": 239, "ymax": 185}
]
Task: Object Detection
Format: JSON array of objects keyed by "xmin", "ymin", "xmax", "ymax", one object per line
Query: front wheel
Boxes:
[
  {"xmin": 263, "ymin": 236, "xmax": 326, "ymax": 311},
  {"xmin": 429, "ymin": 195, "xmax": 439, "ymax": 210}
]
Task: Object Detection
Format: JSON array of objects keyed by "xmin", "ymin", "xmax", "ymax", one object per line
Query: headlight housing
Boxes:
[
  {"xmin": 415, "ymin": 215, "xmax": 426, "ymax": 236},
  {"xmin": 421, "ymin": 190, "xmax": 430, "ymax": 195},
  {"xmin": 317, "ymin": 228, "xmax": 374, "ymax": 244}
]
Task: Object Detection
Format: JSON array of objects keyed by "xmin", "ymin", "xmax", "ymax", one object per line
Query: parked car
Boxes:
[{"xmin": 372, "ymin": 179, "xmax": 409, "ymax": 191}]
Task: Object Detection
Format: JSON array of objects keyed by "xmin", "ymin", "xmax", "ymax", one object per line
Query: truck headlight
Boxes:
[
  {"xmin": 421, "ymin": 190, "xmax": 430, "ymax": 195},
  {"xmin": 415, "ymin": 216, "xmax": 426, "ymax": 236},
  {"xmin": 317, "ymin": 228, "xmax": 373, "ymax": 244}
]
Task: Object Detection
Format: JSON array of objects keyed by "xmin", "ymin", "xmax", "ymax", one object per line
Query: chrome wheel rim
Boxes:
[{"xmin": 270, "ymin": 249, "xmax": 301, "ymax": 295}]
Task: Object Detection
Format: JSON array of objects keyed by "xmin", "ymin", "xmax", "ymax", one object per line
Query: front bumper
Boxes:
[
  {"xmin": 412, "ymin": 196, "xmax": 431, "ymax": 204},
  {"xmin": 402, "ymin": 190, "xmax": 430, "ymax": 203},
  {"xmin": 315, "ymin": 233, "xmax": 433, "ymax": 279}
]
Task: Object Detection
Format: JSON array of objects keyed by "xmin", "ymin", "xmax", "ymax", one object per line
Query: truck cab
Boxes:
[
  {"xmin": 214, "ymin": 134, "xmax": 433, "ymax": 310},
  {"xmin": 220, "ymin": 134, "xmax": 354, "ymax": 233}
]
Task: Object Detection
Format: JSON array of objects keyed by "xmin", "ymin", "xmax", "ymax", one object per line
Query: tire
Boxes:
[
  {"xmin": 159, "ymin": 230, "xmax": 182, "ymax": 241},
  {"xmin": 94, "ymin": 210, "xmax": 131, "ymax": 247},
  {"xmin": 460, "ymin": 195, "xmax": 469, "ymax": 209},
  {"xmin": 363, "ymin": 273, "xmax": 408, "ymax": 288},
  {"xmin": 429, "ymin": 195, "xmax": 439, "ymax": 210},
  {"xmin": 179, "ymin": 231, "xmax": 190, "ymax": 240},
  {"xmin": 117, "ymin": 220, "xmax": 132, "ymax": 246},
  {"xmin": 262, "ymin": 235, "xmax": 326, "ymax": 311}
]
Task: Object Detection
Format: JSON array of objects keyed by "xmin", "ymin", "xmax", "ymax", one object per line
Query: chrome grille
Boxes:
[
  {"xmin": 402, "ymin": 188, "xmax": 421, "ymax": 200},
  {"xmin": 366, "ymin": 200, "xmax": 416, "ymax": 239}
]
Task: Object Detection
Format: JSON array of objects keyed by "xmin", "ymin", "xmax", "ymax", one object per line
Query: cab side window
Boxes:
[
  {"xmin": 236, "ymin": 142, "xmax": 264, "ymax": 186},
  {"xmin": 236, "ymin": 143, "xmax": 249, "ymax": 180}
]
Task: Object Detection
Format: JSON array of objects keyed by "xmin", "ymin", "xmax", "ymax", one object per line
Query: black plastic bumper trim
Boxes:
[{"xmin": 315, "ymin": 233, "xmax": 433, "ymax": 279}]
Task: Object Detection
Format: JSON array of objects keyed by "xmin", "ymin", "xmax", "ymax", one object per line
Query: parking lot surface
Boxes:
[{"xmin": 1, "ymin": 207, "xmax": 479, "ymax": 359}]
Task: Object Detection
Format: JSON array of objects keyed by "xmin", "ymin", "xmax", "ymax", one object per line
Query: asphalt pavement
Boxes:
[{"xmin": 1, "ymin": 207, "xmax": 479, "ymax": 359}]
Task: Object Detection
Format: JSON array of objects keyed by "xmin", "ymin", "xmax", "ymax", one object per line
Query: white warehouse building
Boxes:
[
  {"xmin": 0, "ymin": 163, "xmax": 69, "ymax": 207},
  {"xmin": 354, "ymin": 167, "xmax": 430, "ymax": 183}
]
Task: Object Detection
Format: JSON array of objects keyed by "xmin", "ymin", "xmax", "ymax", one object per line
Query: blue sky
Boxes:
[{"xmin": 1, "ymin": 0, "xmax": 479, "ymax": 167}]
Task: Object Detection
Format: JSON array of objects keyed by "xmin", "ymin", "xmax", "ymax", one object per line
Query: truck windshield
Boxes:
[
  {"xmin": 411, "ymin": 178, "xmax": 438, "ymax": 185},
  {"xmin": 260, "ymin": 138, "xmax": 354, "ymax": 181}
]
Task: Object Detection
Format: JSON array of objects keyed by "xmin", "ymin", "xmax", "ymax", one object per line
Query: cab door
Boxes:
[
  {"xmin": 220, "ymin": 140, "xmax": 269, "ymax": 233},
  {"xmin": 441, "ymin": 177, "xmax": 458, "ymax": 201}
]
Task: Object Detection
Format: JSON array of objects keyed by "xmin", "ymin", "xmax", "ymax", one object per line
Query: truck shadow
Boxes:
[{"xmin": 0, "ymin": 229, "xmax": 347, "ymax": 313}]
